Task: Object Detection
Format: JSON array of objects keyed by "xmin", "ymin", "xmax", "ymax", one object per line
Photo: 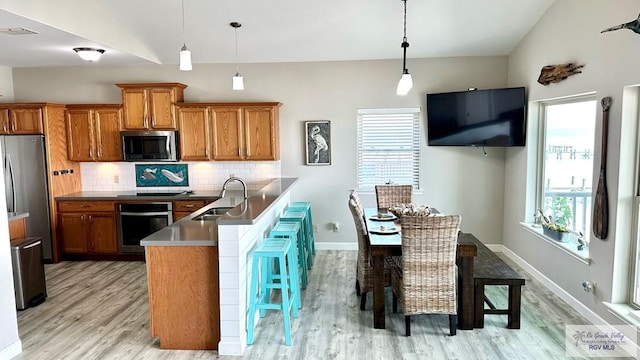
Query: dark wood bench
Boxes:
[{"xmin": 460, "ymin": 232, "xmax": 525, "ymax": 329}]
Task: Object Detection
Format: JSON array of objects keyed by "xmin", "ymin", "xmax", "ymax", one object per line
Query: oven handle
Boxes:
[{"xmin": 119, "ymin": 211, "xmax": 172, "ymax": 216}]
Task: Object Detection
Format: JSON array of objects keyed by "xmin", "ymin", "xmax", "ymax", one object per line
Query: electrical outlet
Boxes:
[
  {"xmin": 113, "ymin": 175, "xmax": 119, "ymax": 184},
  {"xmin": 332, "ymin": 222, "xmax": 340, "ymax": 233},
  {"xmin": 313, "ymin": 224, "xmax": 318, "ymax": 233}
]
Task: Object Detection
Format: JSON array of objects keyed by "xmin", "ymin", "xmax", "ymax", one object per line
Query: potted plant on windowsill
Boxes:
[{"xmin": 537, "ymin": 208, "xmax": 570, "ymax": 242}]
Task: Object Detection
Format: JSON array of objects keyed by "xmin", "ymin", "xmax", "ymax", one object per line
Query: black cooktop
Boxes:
[{"xmin": 135, "ymin": 192, "xmax": 184, "ymax": 196}]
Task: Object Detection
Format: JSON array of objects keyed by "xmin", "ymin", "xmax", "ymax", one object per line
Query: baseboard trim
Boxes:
[
  {"xmin": 315, "ymin": 242, "xmax": 358, "ymax": 251},
  {"xmin": 0, "ymin": 340, "xmax": 22, "ymax": 360},
  {"xmin": 500, "ymin": 245, "xmax": 607, "ymax": 327}
]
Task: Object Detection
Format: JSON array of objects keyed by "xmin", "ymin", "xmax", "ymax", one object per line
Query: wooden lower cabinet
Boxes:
[
  {"xmin": 173, "ymin": 200, "xmax": 206, "ymax": 221},
  {"xmin": 58, "ymin": 201, "xmax": 117, "ymax": 256}
]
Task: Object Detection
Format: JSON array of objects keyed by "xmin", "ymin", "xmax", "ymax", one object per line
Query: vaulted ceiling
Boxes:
[{"xmin": 0, "ymin": 0, "xmax": 555, "ymax": 68}]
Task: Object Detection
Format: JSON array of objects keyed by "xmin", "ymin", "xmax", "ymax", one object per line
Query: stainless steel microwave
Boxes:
[{"xmin": 121, "ymin": 130, "xmax": 179, "ymax": 162}]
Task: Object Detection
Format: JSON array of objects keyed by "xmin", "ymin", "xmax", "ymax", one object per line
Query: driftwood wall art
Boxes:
[
  {"xmin": 601, "ymin": 13, "xmax": 640, "ymax": 35},
  {"xmin": 537, "ymin": 63, "xmax": 585, "ymax": 85}
]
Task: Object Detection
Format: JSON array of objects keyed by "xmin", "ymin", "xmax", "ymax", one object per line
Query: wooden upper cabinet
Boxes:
[
  {"xmin": 117, "ymin": 83, "xmax": 186, "ymax": 130},
  {"xmin": 177, "ymin": 106, "xmax": 210, "ymax": 161},
  {"xmin": 66, "ymin": 105, "xmax": 122, "ymax": 162},
  {"xmin": 0, "ymin": 108, "xmax": 9, "ymax": 135},
  {"xmin": 244, "ymin": 107, "xmax": 279, "ymax": 160},
  {"xmin": 211, "ymin": 107, "xmax": 243, "ymax": 160},
  {"xmin": 66, "ymin": 109, "xmax": 94, "ymax": 161},
  {"xmin": 0, "ymin": 106, "xmax": 44, "ymax": 134}
]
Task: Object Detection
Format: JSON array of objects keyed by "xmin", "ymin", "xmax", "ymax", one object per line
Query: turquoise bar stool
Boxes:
[
  {"xmin": 288, "ymin": 202, "xmax": 315, "ymax": 256},
  {"xmin": 269, "ymin": 222, "xmax": 308, "ymax": 290},
  {"xmin": 247, "ymin": 237, "xmax": 301, "ymax": 346},
  {"xmin": 281, "ymin": 210, "xmax": 313, "ymax": 269}
]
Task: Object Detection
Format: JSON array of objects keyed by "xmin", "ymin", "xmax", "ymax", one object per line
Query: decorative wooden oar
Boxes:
[{"xmin": 593, "ymin": 96, "xmax": 612, "ymax": 240}]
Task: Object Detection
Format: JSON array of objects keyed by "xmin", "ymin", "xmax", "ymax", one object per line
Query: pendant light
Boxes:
[
  {"xmin": 396, "ymin": 0, "xmax": 413, "ymax": 96},
  {"xmin": 179, "ymin": 0, "xmax": 192, "ymax": 71},
  {"xmin": 230, "ymin": 22, "xmax": 244, "ymax": 91}
]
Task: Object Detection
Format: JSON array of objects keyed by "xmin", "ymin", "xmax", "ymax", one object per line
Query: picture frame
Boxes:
[{"xmin": 305, "ymin": 120, "xmax": 331, "ymax": 165}]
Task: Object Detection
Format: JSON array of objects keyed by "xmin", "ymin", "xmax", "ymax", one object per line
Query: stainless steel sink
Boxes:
[{"xmin": 192, "ymin": 207, "xmax": 234, "ymax": 221}]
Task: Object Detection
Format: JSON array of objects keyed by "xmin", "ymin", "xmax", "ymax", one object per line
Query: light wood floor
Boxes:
[{"xmin": 15, "ymin": 250, "xmax": 597, "ymax": 359}]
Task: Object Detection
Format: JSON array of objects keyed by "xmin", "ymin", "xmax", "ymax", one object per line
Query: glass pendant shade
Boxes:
[
  {"xmin": 396, "ymin": 70, "xmax": 413, "ymax": 96},
  {"xmin": 179, "ymin": 44, "xmax": 192, "ymax": 71},
  {"xmin": 233, "ymin": 73, "xmax": 244, "ymax": 91}
]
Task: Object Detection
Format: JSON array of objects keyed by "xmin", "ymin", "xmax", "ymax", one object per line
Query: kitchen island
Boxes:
[{"xmin": 140, "ymin": 177, "xmax": 298, "ymax": 355}]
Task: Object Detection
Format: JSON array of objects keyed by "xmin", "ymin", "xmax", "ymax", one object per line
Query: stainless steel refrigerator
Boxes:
[{"xmin": 1, "ymin": 135, "xmax": 53, "ymax": 261}]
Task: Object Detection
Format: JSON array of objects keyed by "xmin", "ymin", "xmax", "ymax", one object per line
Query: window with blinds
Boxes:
[{"xmin": 357, "ymin": 108, "xmax": 421, "ymax": 191}]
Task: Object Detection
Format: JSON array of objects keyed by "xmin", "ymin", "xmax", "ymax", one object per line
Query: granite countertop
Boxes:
[
  {"xmin": 141, "ymin": 177, "xmax": 298, "ymax": 247},
  {"xmin": 8, "ymin": 212, "xmax": 29, "ymax": 221},
  {"xmin": 56, "ymin": 190, "xmax": 223, "ymax": 201}
]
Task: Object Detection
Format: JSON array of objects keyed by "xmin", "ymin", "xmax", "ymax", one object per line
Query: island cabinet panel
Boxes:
[
  {"xmin": 177, "ymin": 107, "xmax": 210, "ymax": 161},
  {"xmin": 0, "ymin": 106, "xmax": 44, "ymax": 134},
  {"xmin": 66, "ymin": 105, "xmax": 122, "ymax": 162},
  {"xmin": 117, "ymin": 83, "xmax": 186, "ymax": 130},
  {"xmin": 57, "ymin": 201, "xmax": 117, "ymax": 257},
  {"xmin": 146, "ymin": 246, "xmax": 220, "ymax": 350}
]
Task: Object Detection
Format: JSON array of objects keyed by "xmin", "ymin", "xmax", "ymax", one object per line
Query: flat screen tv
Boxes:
[{"xmin": 426, "ymin": 87, "xmax": 526, "ymax": 146}]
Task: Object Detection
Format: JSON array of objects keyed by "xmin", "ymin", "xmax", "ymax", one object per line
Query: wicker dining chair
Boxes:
[
  {"xmin": 348, "ymin": 196, "xmax": 393, "ymax": 310},
  {"xmin": 375, "ymin": 185, "xmax": 413, "ymax": 209},
  {"xmin": 391, "ymin": 214, "xmax": 461, "ymax": 336}
]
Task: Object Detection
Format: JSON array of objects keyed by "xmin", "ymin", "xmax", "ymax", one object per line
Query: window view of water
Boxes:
[{"xmin": 542, "ymin": 99, "xmax": 597, "ymax": 237}]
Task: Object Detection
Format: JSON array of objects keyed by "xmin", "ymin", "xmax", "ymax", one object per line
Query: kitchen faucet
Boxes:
[{"xmin": 219, "ymin": 176, "xmax": 248, "ymax": 199}]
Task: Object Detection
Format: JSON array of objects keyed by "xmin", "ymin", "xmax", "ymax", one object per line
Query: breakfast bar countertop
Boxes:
[{"xmin": 140, "ymin": 177, "xmax": 298, "ymax": 247}]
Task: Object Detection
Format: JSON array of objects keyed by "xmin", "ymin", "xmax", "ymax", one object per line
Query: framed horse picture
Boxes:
[{"xmin": 304, "ymin": 120, "xmax": 331, "ymax": 165}]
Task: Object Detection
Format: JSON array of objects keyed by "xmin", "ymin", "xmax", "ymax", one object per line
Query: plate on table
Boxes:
[
  {"xmin": 369, "ymin": 214, "xmax": 397, "ymax": 221},
  {"xmin": 369, "ymin": 226, "xmax": 399, "ymax": 235}
]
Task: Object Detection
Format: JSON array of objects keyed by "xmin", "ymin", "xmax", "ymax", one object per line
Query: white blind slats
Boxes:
[{"xmin": 357, "ymin": 109, "xmax": 420, "ymax": 190}]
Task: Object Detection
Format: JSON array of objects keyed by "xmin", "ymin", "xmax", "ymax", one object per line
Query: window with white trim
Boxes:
[
  {"xmin": 357, "ymin": 108, "xmax": 420, "ymax": 191},
  {"xmin": 538, "ymin": 96, "xmax": 596, "ymax": 245}
]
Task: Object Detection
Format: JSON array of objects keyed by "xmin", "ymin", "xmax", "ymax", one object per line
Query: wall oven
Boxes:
[
  {"xmin": 121, "ymin": 130, "xmax": 179, "ymax": 161},
  {"xmin": 117, "ymin": 202, "xmax": 173, "ymax": 254}
]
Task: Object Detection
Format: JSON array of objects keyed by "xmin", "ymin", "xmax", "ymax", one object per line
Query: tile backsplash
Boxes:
[{"xmin": 80, "ymin": 161, "xmax": 281, "ymax": 192}]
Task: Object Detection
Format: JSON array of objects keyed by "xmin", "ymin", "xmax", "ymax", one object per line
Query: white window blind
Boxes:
[{"xmin": 357, "ymin": 108, "xmax": 421, "ymax": 191}]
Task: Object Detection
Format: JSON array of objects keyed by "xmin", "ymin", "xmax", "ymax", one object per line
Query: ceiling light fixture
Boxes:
[
  {"xmin": 230, "ymin": 22, "xmax": 244, "ymax": 91},
  {"xmin": 73, "ymin": 47, "xmax": 105, "ymax": 62},
  {"xmin": 179, "ymin": 0, "xmax": 192, "ymax": 71},
  {"xmin": 396, "ymin": 0, "xmax": 413, "ymax": 96}
]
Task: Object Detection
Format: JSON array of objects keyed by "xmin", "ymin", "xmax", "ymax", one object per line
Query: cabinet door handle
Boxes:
[
  {"xmin": 2, "ymin": 121, "xmax": 6, "ymax": 133},
  {"xmin": 97, "ymin": 145, "xmax": 102, "ymax": 159},
  {"xmin": 205, "ymin": 148, "xmax": 209, "ymax": 157},
  {"xmin": 79, "ymin": 204, "xmax": 90, "ymax": 208},
  {"xmin": 11, "ymin": 118, "xmax": 16, "ymax": 132},
  {"xmin": 144, "ymin": 117, "xmax": 148, "ymax": 128},
  {"xmin": 89, "ymin": 147, "xmax": 93, "ymax": 159},
  {"xmin": 185, "ymin": 204, "xmax": 195, "ymax": 208},
  {"xmin": 152, "ymin": 117, "xmax": 156, "ymax": 127}
]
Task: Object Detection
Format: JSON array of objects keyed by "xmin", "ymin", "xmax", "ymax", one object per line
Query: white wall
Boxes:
[
  {"xmin": 0, "ymin": 143, "xmax": 21, "ymax": 358},
  {"xmin": 0, "ymin": 66, "xmax": 14, "ymax": 101},
  {"xmin": 505, "ymin": 0, "xmax": 640, "ymax": 330},
  {"xmin": 11, "ymin": 56, "xmax": 510, "ymax": 246}
]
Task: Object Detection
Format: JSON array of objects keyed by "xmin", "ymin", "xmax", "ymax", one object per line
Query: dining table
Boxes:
[{"xmin": 364, "ymin": 208, "xmax": 478, "ymax": 330}]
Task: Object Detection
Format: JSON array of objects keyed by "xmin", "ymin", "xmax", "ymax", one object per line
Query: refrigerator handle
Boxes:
[{"xmin": 6, "ymin": 153, "xmax": 16, "ymax": 213}]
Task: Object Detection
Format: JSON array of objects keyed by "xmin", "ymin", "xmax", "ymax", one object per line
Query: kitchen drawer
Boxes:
[
  {"xmin": 173, "ymin": 200, "xmax": 205, "ymax": 212},
  {"xmin": 58, "ymin": 201, "xmax": 116, "ymax": 213}
]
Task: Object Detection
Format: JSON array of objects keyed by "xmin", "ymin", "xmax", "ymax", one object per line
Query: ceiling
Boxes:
[{"xmin": 0, "ymin": 0, "xmax": 555, "ymax": 68}]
